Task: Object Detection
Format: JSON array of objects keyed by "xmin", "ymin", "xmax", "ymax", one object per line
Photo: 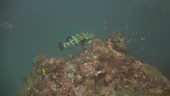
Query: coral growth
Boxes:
[{"xmin": 17, "ymin": 32, "xmax": 170, "ymax": 96}]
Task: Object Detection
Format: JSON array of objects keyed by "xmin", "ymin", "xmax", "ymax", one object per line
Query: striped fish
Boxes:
[{"xmin": 59, "ymin": 32, "xmax": 95, "ymax": 50}]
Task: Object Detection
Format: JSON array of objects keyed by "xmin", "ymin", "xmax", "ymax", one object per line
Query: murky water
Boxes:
[{"xmin": 1, "ymin": 0, "xmax": 170, "ymax": 95}]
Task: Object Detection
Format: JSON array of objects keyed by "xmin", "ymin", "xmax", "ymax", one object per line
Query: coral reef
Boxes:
[{"xmin": 17, "ymin": 32, "xmax": 170, "ymax": 96}]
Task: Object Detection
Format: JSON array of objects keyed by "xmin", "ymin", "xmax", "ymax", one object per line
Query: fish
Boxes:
[
  {"xmin": 59, "ymin": 32, "xmax": 95, "ymax": 50},
  {"xmin": 0, "ymin": 21, "xmax": 13, "ymax": 29}
]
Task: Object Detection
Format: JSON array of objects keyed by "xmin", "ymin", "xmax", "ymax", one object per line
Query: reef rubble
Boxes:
[{"xmin": 17, "ymin": 32, "xmax": 170, "ymax": 96}]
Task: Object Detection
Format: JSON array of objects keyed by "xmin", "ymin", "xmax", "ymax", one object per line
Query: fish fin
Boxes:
[
  {"xmin": 65, "ymin": 36, "xmax": 71, "ymax": 42},
  {"xmin": 80, "ymin": 38, "xmax": 86, "ymax": 46},
  {"xmin": 58, "ymin": 42, "xmax": 64, "ymax": 50}
]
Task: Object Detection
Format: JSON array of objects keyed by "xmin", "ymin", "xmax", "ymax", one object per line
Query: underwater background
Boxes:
[{"xmin": 0, "ymin": 0, "xmax": 170, "ymax": 96}]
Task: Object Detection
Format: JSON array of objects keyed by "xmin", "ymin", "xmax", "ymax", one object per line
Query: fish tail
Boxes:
[{"xmin": 58, "ymin": 41, "xmax": 64, "ymax": 50}]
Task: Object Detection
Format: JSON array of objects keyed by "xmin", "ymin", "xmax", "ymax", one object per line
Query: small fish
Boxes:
[
  {"xmin": 59, "ymin": 32, "xmax": 95, "ymax": 50},
  {"xmin": 0, "ymin": 21, "xmax": 13, "ymax": 29}
]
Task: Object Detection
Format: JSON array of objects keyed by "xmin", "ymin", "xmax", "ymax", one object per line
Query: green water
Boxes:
[{"xmin": 1, "ymin": 0, "xmax": 170, "ymax": 96}]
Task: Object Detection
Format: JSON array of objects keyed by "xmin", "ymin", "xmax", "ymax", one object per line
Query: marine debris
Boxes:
[{"xmin": 17, "ymin": 32, "xmax": 170, "ymax": 96}]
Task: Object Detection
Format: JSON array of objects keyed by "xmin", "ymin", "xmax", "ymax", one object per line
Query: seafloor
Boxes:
[{"xmin": 17, "ymin": 32, "xmax": 170, "ymax": 96}]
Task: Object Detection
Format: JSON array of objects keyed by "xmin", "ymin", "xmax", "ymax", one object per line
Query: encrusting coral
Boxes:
[{"xmin": 17, "ymin": 32, "xmax": 170, "ymax": 96}]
